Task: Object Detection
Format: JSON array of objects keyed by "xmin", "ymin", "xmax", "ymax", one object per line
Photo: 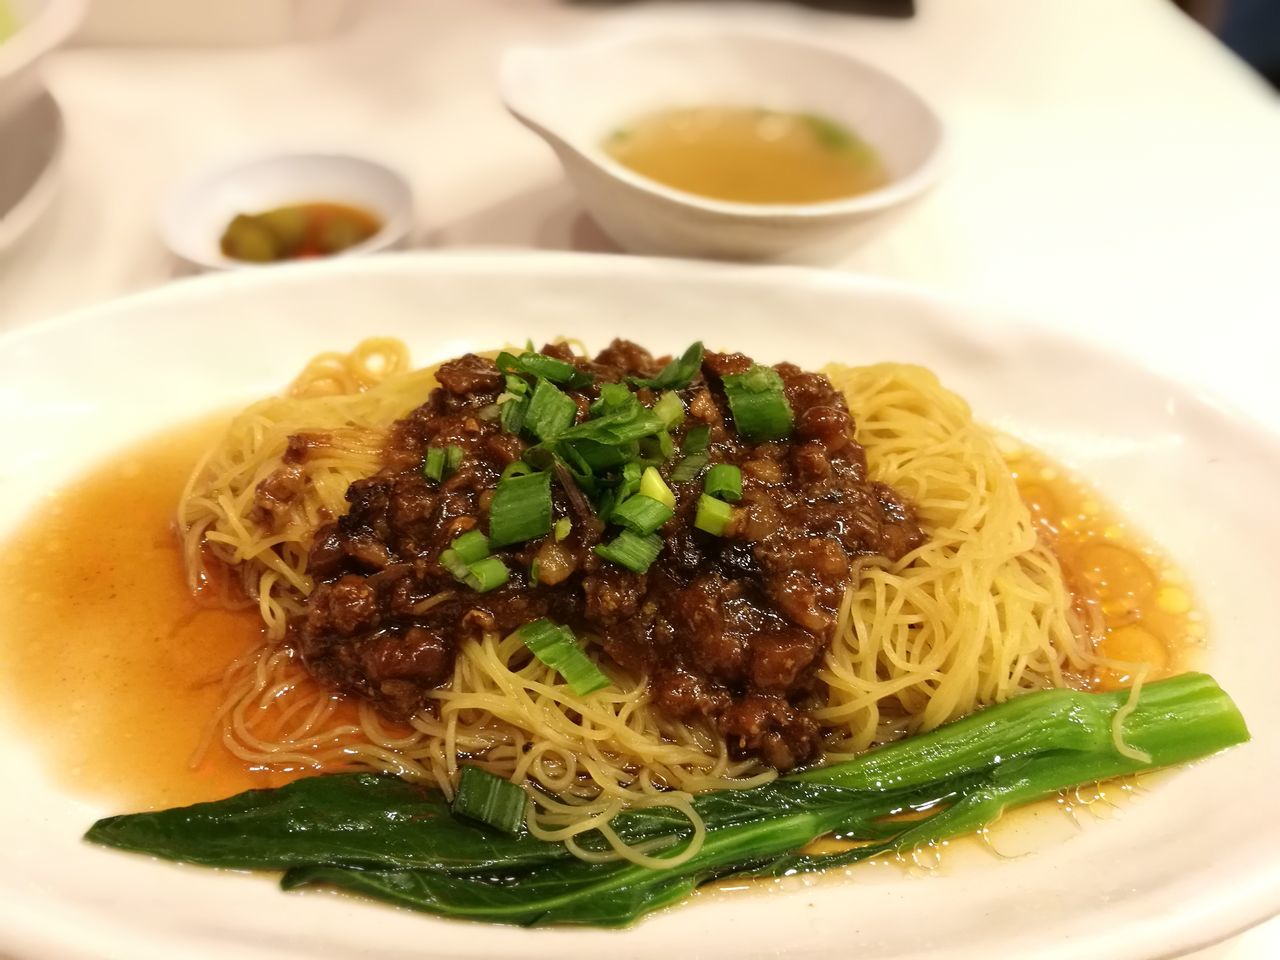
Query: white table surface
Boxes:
[{"xmin": 1, "ymin": 0, "xmax": 1277, "ymax": 956}]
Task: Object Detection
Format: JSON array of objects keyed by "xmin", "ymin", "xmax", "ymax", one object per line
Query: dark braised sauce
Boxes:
[{"xmin": 291, "ymin": 341, "xmax": 924, "ymax": 770}]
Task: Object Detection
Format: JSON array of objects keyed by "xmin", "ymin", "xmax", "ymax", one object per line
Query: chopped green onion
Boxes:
[
  {"xmin": 595, "ymin": 487, "xmax": 618, "ymax": 524},
  {"xmin": 652, "ymin": 391, "xmax": 685, "ymax": 428},
  {"xmin": 682, "ymin": 424, "xmax": 711, "ymax": 454},
  {"xmin": 501, "ymin": 460, "xmax": 535, "ymax": 481},
  {"xmin": 638, "ymin": 466, "xmax": 675, "ymax": 510},
  {"xmin": 595, "ymin": 530, "xmax": 663, "ymax": 573},
  {"xmin": 440, "ymin": 550, "xmax": 509, "ymax": 593},
  {"xmin": 704, "ymin": 464, "xmax": 743, "ymax": 502},
  {"xmin": 694, "ymin": 494, "xmax": 734, "ymax": 536},
  {"xmin": 488, "ymin": 471, "xmax": 552, "ymax": 547},
  {"xmin": 529, "ymin": 558, "xmax": 542, "ymax": 584},
  {"xmin": 500, "ymin": 395, "xmax": 529, "ymax": 434},
  {"xmin": 462, "ymin": 556, "xmax": 509, "ymax": 592},
  {"xmin": 630, "ymin": 342, "xmax": 704, "ymax": 390},
  {"xmin": 422, "ymin": 444, "xmax": 463, "ymax": 483},
  {"xmin": 524, "ymin": 379, "xmax": 577, "ymax": 441},
  {"xmin": 451, "ymin": 765, "xmax": 527, "ymax": 835},
  {"xmin": 438, "ymin": 548, "xmax": 470, "ymax": 580},
  {"xmin": 555, "ymin": 405, "xmax": 664, "ymax": 447},
  {"xmin": 589, "ymin": 382, "xmax": 637, "ymax": 417},
  {"xmin": 423, "ymin": 447, "xmax": 446, "ymax": 482},
  {"xmin": 670, "ymin": 452, "xmax": 708, "ymax": 483},
  {"xmin": 450, "ymin": 530, "xmax": 491, "ymax": 564},
  {"xmin": 722, "ymin": 365, "xmax": 794, "ymax": 441},
  {"xmin": 446, "ymin": 445, "xmax": 465, "ymax": 473},
  {"xmin": 496, "ymin": 350, "xmax": 593, "ymax": 388},
  {"xmin": 609, "ymin": 495, "xmax": 673, "ymax": 536},
  {"xmin": 512, "ymin": 619, "xmax": 611, "ymax": 696},
  {"xmin": 567, "ymin": 438, "xmax": 633, "ymax": 472},
  {"xmin": 554, "ymin": 517, "xmax": 572, "ymax": 541},
  {"xmin": 618, "ymin": 462, "xmax": 643, "ymax": 501}
]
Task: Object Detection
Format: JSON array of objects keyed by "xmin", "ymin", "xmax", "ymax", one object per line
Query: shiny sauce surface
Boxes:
[{"xmin": 0, "ymin": 420, "xmax": 1198, "ymax": 812}]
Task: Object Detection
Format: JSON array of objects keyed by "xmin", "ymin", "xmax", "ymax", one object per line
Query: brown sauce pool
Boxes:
[{"xmin": 0, "ymin": 419, "xmax": 1200, "ymax": 813}]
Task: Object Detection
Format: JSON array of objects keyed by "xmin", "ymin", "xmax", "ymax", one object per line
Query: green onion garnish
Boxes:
[
  {"xmin": 450, "ymin": 530, "xmax": 491, "ymax": 564},
  {"xmin": 630, "ymin": 342, "xmax": 704, "ymax": 390},
  {"xmin": 524, "ymin": 379, "xmax": 577, "ymax": 441},
  {"xmin": 594, "ymin": 529, "xmax": 663, "ymax": 573},
  {"xmin": 553, "ymin": 517, "xmax": 572, "ymax": 541},
  {"xmin": 501, "ymin": 460, "xmax": 535, "ymax": 481},
  {"xmin": 512, "ymin": 619, "xmax": 610, "ymax": 695},
  {"xmin": 704, "ymin": 463, "xmax": 743, "ymax": 502},
  {"xmin": 500, "ymin": 395, "xmax": 529, "ymax": 434},
  {"xmin": 555, "ymin": 405, "xmax": 664, "ymax": 447},
  {"xmin": 496, "ymin": 350, "xmax": 593, "ymax": 389},
  {"xmin": 589, "ymin": 381, "xmax": 636, "ymax": 418},
  {"xmin": 722, "ymin": 365, "xmax": 794, "ymax": 441},
  {"xmin": 422, "ymin": 444, "xmax": 464, "ymax": 483},
  {"xmin": 438, "ymin": 548, "xmax": 470, "ymax": 580},
  {"xmin": 451, "ymin": 765, "xmax": 527, "ymax": 835},
  {"xmin": 652, "ymin": 391, "xmax": 685, "ymax": 429},
  {"xmin": 488, "ymin": 470, "xmax": 552, "ymax": 547},
  {"xmin": 694, "ymin": 494, "xmax": 734, "ymax": 536},
  {"xmin": 638, "ymin": 467, "xmax": 675, "ymax": 510},
  {"xmin": 423, "ymin": 448, "xmax": 446, "ymax": 482},
  {"xmin": 670, "ymin": 453, "xmax": 708, "ymax": 483},
  {"xmin": 462, "ymin": 556, "xmax": 510, "ymax": 592},
  {"xmin": 619, "ymin": 462, "xmax": 642, "ymax": 501},
  {"xmin": 446, "ymin": 445, "xmax": 465, "ymax": 474},
  {"xmin": 440, "ymin": 550, "xmax": 509, "ymax": 593},
  {"xmin": 682, "ymin": 424, "xmax": 711, "ymax": 454},
  {"xmin": 609, "ymin": 494, "xmax": 673, "ymax": 536}
]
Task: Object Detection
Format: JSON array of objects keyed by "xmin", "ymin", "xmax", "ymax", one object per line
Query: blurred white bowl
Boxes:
[
  {"xmin": 0, "ymin": 0, "xmax": 84, "ymax": 120},
  {"xmin": 0, "ymin": 86, "xmax": 63, "ymax": 255},
  {"xmin": 500, "ymin": 29, "xmax": 944, "ymax": 264},
  {"xmin": 159, "ymin": 152, "xmax": 414, "ymax": 272}
]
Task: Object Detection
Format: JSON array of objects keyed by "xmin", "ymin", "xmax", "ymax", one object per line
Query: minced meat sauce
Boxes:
[{"xmin": 281, "ymin": 340, "xmax": 924, "ymax": 771}]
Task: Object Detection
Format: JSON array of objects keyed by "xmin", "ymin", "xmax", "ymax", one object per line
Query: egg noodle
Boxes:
[{"xmin": 180, "ymin": 339, "xmax": 1097, "ymax": 868}]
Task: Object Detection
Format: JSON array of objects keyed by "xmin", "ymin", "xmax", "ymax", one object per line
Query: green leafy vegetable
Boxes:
[
  {"xmin": 452, "ymin": 766, "xmax": 527, "ymax": 835},
  {"xmin": 722, "ymin": 365, "xmax": 794, "ymax": 441},
  {"xmin": 488, "ymin": 471, "xmax": 552, "ymax": 547},
  {"xmin": 84, "ymin": 675, "xmax": 1248, "ymax": 929},
  {"xmin": 630, "ymin": 342, "xmax": 704, "ymax": 391}
]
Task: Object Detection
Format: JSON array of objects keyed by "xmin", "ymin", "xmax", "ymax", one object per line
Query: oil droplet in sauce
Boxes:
[
  {"xmin": 1007, "ymin": 450, "xmax": 1202, "ymax": 690},
  {"xmin": 604, "ymin": 107, "xmax": 890, "ymax": 204},
  {"xmin": 0, "ymin": 416, "xmax": 306, "ymax": 809}
]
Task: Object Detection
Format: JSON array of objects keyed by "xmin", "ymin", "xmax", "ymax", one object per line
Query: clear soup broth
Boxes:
[{"xmin": 603, "ymin": 107, "xmax": 889, "ymax": 205}]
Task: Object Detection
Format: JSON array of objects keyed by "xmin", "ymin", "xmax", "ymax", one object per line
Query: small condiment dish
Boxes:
[
  {"xmin": 500, "ymin": 29, "xmax": 944, "ymax": 263},
  {"xmin": 159, "ymin": 152, "xmax": 414, "ymax": 271}
]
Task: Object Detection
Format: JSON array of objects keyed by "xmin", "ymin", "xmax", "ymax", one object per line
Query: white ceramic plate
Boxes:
[{"xmin": 0, "ymin": 252, "xmax": 1276, "ymax": 960}]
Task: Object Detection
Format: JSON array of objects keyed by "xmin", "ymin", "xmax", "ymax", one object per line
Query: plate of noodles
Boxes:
[{"xmin": 0, "ymin": 251, "xmax": 1275, "ymax": 960}]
